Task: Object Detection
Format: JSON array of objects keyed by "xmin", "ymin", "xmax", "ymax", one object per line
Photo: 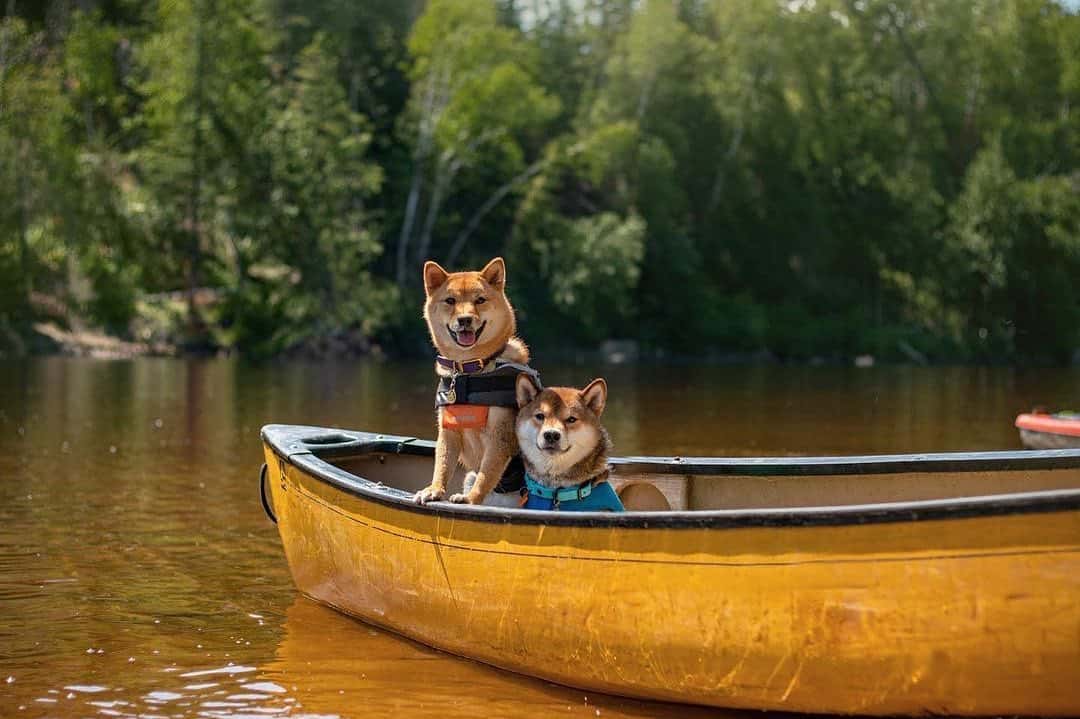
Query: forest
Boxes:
[{"xmin": 2, "ymin": 0, "xmax": 1079, "ymax": 363}]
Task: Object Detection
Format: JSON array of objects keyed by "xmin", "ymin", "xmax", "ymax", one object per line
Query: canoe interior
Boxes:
[{"xmin": 322, "ymin": 443, "xmax": 1080, "ymax": 512}]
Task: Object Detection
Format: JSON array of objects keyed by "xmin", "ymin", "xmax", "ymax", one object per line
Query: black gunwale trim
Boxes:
[{"xmin": 260, "ymin": 424, "xmax": 1080, "ymax": 529}]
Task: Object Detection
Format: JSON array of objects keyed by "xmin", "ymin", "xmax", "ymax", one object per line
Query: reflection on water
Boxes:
[
  {"xmin": 262, "ymin": 596, "xmax": 725, "ymax": 718},
  {"xmin": 1, "ymin": 357, "xmax": 1077, "ymax": 718}
]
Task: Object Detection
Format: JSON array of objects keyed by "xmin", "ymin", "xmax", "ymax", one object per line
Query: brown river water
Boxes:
[{"xmin": 1, "ymin": 357, "xmax": 1078, "ymax": 718}]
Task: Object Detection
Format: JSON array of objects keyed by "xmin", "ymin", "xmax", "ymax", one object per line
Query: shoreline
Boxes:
[{"xmin": 7, "ymin": 325, "xmax": 1079, "ymax": 369}]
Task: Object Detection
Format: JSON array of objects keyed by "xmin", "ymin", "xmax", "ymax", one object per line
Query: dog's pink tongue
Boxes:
[{"xmin": 457, "ymin": 329, "xmax": 477, "ymax": 346}]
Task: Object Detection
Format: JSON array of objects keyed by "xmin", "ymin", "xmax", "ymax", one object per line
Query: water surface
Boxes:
[{"xmin": 1, "ymin": 357, "xmax": 1077, "ymax": 718}]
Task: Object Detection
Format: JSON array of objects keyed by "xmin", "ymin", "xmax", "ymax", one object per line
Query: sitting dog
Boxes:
[
  {"xmin": 514, "ymin": 374, "xmax": 624, "ymax": 512},
  {"xmin": 414, "ymin": 257, "xmax": 538, "ymax": 506}
]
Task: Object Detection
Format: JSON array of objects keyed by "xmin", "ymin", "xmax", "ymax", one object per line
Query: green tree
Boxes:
[
  {"xmin": 222, "ymin": 34, "xmax": 387, "ymax": 357},
  {"xmin": 394, "ymin": 0, "xmax": 559, "ymax": 284},
  {"xmin": 948, "ymin": 141, "xmax": 1080, "ymax": 362},
  {"xmin": 134, "ymin": 0, "xmax": 269, "ymax": 347}
]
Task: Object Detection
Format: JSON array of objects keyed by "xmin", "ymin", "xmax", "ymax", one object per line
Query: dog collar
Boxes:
[
  {"xmin": 524, "ymin": 473, "xmax": 595, "ymax": 502},
  {"xmin": 435, "ymin": 346, "xmax": 505, "ymax": 375},
  {"xmin": 522, "ymin": 471, "xmax": 623, "ymax": 512}
]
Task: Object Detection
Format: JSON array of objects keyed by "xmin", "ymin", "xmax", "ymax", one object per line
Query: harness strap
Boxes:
[{"xmin": 435, "ymin": 361, "xmax": 541, "ymax": 408}]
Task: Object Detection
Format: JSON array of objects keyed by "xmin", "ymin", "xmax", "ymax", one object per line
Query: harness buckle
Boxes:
[{"xmin": 445, "ymin": 371, "xmax": 458, "ymax": 404}]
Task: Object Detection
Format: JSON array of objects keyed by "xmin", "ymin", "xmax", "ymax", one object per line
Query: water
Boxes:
[{"xmin": 1, "ymin": 357, "xmax": 1077, "ymax": 718}]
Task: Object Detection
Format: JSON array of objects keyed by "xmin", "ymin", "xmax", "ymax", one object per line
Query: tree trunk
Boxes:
[
  {"xmin": 445, "ymin": 143, "xmax": 582, "ymax": 267},
  {"xmin": 17, "ymin": 139, "xmax": 31, "ymax": 300},
  {"xmin": 415, "ymin": 153, "xmax": 460, "ymax": 266},
  {"xmin": 705, "ymin": 118, "xmax": 744, "ymax": 216},
  {"xmin": 414, "ymin": 172, "xmax": 446, "ymax": 268},
  {"xmin": 395, "ymin": 74, "xmax": 440, "ymax": 285},
  {"xmin": 187, "ymin": 0, "xmax": 210, "ymax": 342},
  {"xmin": 396, "ymin": 59, "xmax": 454, "ymax": 285},
  {"xmin": 395, "ymin": 164, "xmax": 424, "ymax": 285}
]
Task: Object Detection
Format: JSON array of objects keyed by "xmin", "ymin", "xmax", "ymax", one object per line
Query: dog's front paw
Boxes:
[
  {"xmin": 448, "ymin": 492, "xmax": 472, "ymax": 504},
  {"xmin": 414, "ymin": 485, "xmax": 446, "ymax": 504}
]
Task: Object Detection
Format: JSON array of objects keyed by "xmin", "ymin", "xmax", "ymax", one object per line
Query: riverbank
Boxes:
[
  {"xmin": 6, "ymin": 321, "xmax": 1079, "ymax": 368},
  {"xmin": 29, "ymin": 322, "xmax": 173, "ymax": 359},
  {"xmin": 3, "ymin": 291, "xmax": 1077, "ymax": 366}
]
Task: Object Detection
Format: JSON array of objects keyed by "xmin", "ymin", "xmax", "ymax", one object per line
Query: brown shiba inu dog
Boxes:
[
  {"xmin": 415, "ymin": 257, "xmax": 532, "ymax": 505},
  {"xmin": 514, "ymin": 375, "xmax": 624, "ymax": 512}
]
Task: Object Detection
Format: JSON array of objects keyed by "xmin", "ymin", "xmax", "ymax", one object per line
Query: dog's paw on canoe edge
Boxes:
[
  {"xmin": 413, "ymin": 486, "xmax": 446, "ymax": 504},
  {"xmin": 448, "ymin": 492, "xmax": 472, "ymax": 504}
]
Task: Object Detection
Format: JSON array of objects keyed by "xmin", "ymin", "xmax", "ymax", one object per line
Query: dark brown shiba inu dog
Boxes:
[
  {"xmin": 415, "ymin": 257, "xmax": 534, "ymax": 505},
  {"xmin": 514, "ymin": 375, "xmax": 624, "ymax": 512}
]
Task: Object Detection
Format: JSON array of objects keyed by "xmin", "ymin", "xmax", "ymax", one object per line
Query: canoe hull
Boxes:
[
  {"xmin": 1020, "ymin": 428, "xmax": 1080, "ymax": 450},
  {"xmin": 263, "ymin": 444, "xmax": 1080, "ymax": 716},
  {"xmin": 1017, "ymin": 413, "xmax": 1080, "ymax": 450}
]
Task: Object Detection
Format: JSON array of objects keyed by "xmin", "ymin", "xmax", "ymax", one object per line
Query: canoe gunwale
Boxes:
[{"xmin": 262, "ymin": 424, "xmax": 1080, "ymax": 529}]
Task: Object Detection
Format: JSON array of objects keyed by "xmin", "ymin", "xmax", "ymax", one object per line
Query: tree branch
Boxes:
[
  {"xmin": 445, "ymin": 142, "xmax": 583, "ymax": 267},
  {"xmin": 413, "ymin": 127, "xmax": 502, "ymax": 267}
]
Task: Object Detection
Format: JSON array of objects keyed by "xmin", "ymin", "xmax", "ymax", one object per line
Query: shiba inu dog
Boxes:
[
  {"xmin": 514, "ymin": 375, "xmax": 624, "ymax": 512},
  {"xmin": 414, "ymin": 257, "xmax": 536, "ymax": 505}
]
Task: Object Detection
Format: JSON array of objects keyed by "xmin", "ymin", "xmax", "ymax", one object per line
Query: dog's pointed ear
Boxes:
[
  {"xmin": 581, "ymin": 378, "xmax": 607, "ymax": 416},
  {"xmin": 423, "ymin": 261, "xmax": 449, "ymax": 295},
  {"xmin": 480, "ymin": 257, "xmax": 505, "ymax": 290},
  {"xmin": 516, "ymin": 373, "xmax": 540, "ymax": 409}
]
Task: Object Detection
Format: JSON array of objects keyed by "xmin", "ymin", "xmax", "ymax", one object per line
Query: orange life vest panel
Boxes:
[{"xmin": 441, "ymin": 404, "xmax": 489, "ymax": 430}]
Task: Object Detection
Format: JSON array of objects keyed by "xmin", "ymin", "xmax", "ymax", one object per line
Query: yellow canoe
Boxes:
[{"xmin": 260, "ymin": 424, "xmax": 1080, "ymax": 716}]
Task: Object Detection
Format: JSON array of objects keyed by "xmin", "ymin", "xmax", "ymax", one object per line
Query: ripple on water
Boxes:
[
  {"xmin": 180, "ymin": 664, "xmax": 257, "ymax": 678},
  {"xmin": 241, "ymin": 681, "xmax": 286, "ymax": 693}
]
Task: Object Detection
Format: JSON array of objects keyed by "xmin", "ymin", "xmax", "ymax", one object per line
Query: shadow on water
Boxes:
[{"xmin": 0, "ymin": 357, "xmax": 1077, "ymax": 717}]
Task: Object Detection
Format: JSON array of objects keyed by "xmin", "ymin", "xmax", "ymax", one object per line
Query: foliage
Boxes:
[{"xmin": 2, "ymin": 0, "xmax": 1079, "ymax": 363}]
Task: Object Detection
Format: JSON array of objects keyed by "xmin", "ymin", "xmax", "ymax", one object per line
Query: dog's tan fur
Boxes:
[
  {"xmin": 414, "ymin": 257, "xmax": 529, "ymax": 505},
  {"xmin": 514, "ymin": 376, "xmax": 611, "ymax": 488}
]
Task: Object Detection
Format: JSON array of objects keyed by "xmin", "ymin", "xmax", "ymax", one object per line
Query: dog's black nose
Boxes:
[
  {"xmin": 542, "ymin": 430, "xmax": 561, "ymax": 443},
  {"xmin": 457, "ymin": 316, "xmax": 473, "ymax": 329}
]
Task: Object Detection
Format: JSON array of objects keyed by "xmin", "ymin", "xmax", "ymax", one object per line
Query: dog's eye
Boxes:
[
  {"xmin": 444, "ymin": 297, "xmax": 456, "ymax": 306},
  {"xmin": 534, "ymin": 413, "xmax": 544, "ymax": 421},
  {"xmin": 475, "ymin": 297, "xmax": 486, "ymax": 305},
  {"xmin": 566, "ymin": 417, "xmax": 577, "ymax": 424}
]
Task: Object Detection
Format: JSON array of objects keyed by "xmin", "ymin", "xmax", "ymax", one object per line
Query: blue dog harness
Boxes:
[{"xmin": 522, "ymin": 472, "xmax": 625, "ymax": 512}]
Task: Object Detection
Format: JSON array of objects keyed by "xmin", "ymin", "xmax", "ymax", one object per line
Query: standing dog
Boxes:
[
  {"xmin": 414, "ymin": 257, "xmax": 535, "ymax": 505},
  {"xmin": 514, "ymin": 375, "xmax": 624, "ymax": 511}
]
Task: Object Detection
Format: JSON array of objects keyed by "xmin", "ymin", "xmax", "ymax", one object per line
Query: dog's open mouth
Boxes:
[{"xmin": 447, "ymin": 321, "xmax": 486, "ymax": 348}]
